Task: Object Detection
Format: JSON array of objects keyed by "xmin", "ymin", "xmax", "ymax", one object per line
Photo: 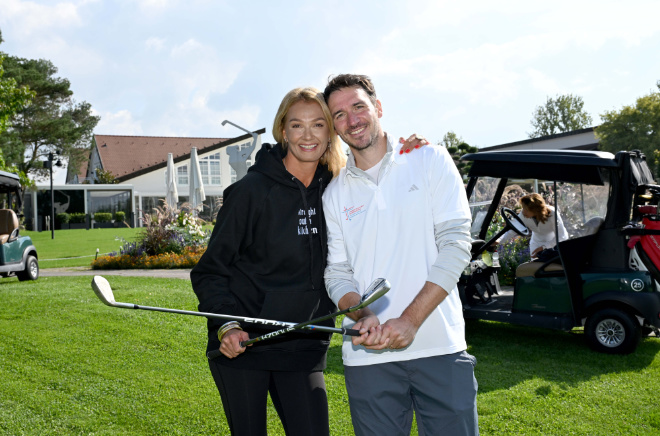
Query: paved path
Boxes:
[{"xmin": 40, "ymin": 267, "xmax": 192, "ymax": 280}]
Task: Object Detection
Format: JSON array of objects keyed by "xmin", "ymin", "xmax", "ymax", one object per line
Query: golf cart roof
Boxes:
[
  {"xmin": 0, "ymin": 170, "xmax": 22, "ymax": 192},
  {"xmin": 0, "ymin": 170, "xmax": 24, "ymax": 212},
  {"xmin": 462, "ymin": 149, "xmax": 623, "ymax": 185}
]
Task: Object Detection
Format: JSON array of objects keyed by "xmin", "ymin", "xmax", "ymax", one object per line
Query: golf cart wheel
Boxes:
[
  {"xmin": 585, "ymin": 308, "xmax": 641, "ymax": 354},
  {"xmin": 17, "ymin": 255, "xmax": 39, "ymax": 281}
]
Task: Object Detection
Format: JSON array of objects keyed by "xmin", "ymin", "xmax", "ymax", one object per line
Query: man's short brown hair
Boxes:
[{"xmin": 323, "ymin": 74, "xmax": 378, "ymax": 105}]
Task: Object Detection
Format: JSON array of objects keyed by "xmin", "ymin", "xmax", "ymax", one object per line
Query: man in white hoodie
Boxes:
[{"xmin": 323, "ymin": 74, "xmax": 479, "ymax": 436}]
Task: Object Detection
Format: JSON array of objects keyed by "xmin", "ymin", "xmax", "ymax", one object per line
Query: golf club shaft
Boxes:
[
  {"xmin": 110, "ymin": 301, "xmax": 354, "ymax": 335},
  {"xmin": 240, "ymin": 303, "xmax": 365, "ymax": 347}
]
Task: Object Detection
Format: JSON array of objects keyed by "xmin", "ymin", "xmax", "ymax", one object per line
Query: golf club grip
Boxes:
[{"xmin": 207, "ymin": 349, "xmax": 222, "ymax": 360}]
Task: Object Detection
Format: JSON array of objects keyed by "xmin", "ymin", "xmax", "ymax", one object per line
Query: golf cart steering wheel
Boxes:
[{"xmin": 501, "ymin": 207, "xmax": 531, "ymax": 237}]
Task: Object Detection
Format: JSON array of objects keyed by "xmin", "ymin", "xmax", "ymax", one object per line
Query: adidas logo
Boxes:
[{"xmin": 408, "ymin": 184, "xmax": 419, "ymax": 192}]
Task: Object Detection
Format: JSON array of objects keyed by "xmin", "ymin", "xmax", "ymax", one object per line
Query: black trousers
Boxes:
[{"xmin": 208, "ymin": 359, "xmax": 330, "ymax": 436}]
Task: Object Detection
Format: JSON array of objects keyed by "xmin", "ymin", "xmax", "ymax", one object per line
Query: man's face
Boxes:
[{"xmin": 327, "ymin": 86, "xmax": 383, "ymax": 152}]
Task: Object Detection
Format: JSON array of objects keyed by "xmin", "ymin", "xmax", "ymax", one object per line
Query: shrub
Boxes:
[
  {"xmin": 69, "ymin": 213, "xmax": 87, "ymax": 224},
  {"xmin": 114, "ymin": 211, "xmax": 126, "ymax": 222},
  {"xmin": 497, "ymin": 237, "xmax": 531, "ymax": 285},
  {"xmin": 169, "ymin": 209, "xmax": 209, "ymax": 247},
  {"xmin": 55, "ymin": 213, "xmax": 70, "ymax": 224},
  {"xmin": 94, "ymin": 212, "xmax": 113, "ymax": 223}
]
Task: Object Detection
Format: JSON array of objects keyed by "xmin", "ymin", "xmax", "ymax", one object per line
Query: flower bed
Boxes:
[
  {"xmin": 92, "ymin": 247, "xmax": 205, "ymax": 269},
  {"xmin": 91, "ymin": 202, "xmax": 211, "ymax": 270}
]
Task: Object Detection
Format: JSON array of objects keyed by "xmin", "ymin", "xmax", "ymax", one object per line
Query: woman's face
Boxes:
[
  {"xmin": 521, "ymin": 205, "xmax": 533, "ymax": 219},
  {"xmin": 282, "ymin": 100, "xmax": 331, "ymax": 166}
]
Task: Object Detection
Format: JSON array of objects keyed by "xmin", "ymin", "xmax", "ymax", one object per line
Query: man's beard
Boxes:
[{"xmin": 342, "ymin": 125, "xmax": 377, "ymax": 152}]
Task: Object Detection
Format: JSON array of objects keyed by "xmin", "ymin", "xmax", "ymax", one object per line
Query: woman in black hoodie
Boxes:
[{"xmin": 191, "ymin": 87, "xmax": 347, "ymax": 436}]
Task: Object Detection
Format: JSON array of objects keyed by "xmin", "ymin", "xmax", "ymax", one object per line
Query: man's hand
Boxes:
[
  {"xmin": 365, "ymin": 281, "xmax": 449, "ymax": 351},
  {"xmin": 399, "ymin": 134, "xmax": 429, "ymax": 154},
  {"xmin": 219, "ymin": 329, "xmax": 250, "ymax": 359},
  {"xmin": 379, "ymin": 316, "xmax": 419, "ymax": 350}
]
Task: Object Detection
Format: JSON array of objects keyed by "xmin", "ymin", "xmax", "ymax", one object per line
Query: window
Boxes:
[
  {"xmin": 178, "ymin": 165, "xmax": 188, "ymax": 185},
  {"xmin": 200, "ymin": 152, "xmax": 221, "ymax": 185}
]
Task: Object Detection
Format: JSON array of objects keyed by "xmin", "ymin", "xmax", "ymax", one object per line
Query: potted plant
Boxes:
[
  {"xmin": 114, "ymin": 211, "xmax": 126, "ymax": 227},
  {"xmin": 93, "ymin": 212, "xmax": 114, "ymax": 229},
  {"xmin": 69, "ymin": 213, "xmax": 88, "ymax": 230},
  {"xmin": 55, "ymin": 212, "xmax": 70, "ymax": 230}
]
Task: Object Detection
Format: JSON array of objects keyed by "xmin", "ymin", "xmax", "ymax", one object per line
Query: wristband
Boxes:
[{"xmin": 217, "ymin": 321, "xmax": 243, "ymax": 343}]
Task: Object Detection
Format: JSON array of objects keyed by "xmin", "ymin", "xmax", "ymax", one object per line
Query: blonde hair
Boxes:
[
  {"xmin": 272, "ymin": 87, "xmax": 346, "ymax": 178},
  {"xmin": 520, "ymin": 193, "xmax": 551, "ymax": 224}
]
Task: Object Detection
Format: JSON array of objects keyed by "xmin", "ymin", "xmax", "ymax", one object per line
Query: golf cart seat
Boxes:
[
  {"xmin": 0, "ymin": 209, "xmax": 19, "ymax": 245},
  {"xmin": 471, "ymin": 239, "xmax": 486, "ymax": 253},
  {"xmin": 516, "ymin": 259, "xmax": 564, "ymax": 278}
]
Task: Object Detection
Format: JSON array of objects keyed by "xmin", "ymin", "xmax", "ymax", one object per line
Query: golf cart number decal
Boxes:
[{"xmin": 631, "ymin": 279, "xmax": 644, "ymax": 292}]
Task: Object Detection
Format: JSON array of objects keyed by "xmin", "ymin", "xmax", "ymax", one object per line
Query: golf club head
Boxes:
[
  {"xmin": 91, "ymin": 276, "xmax": 133, "ymax": 308},
  {"xmin": 359, "ymin": 278, "xmax": 391, "ymax": 308}
]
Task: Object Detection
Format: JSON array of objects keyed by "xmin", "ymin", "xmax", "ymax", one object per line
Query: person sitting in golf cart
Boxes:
[{"xmin": 497, "ymin": 193, "xmax": 568, "ymax": 259}]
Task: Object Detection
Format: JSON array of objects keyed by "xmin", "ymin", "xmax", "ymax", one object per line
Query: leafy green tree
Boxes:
[
  {"xmin": 95, "ymin": 168, "xmax": 118, "ymax": 184},
  {"xmin": 440, "ymin": 131, "xmax": 478, "ymax": 178},
  {"xmin": 595, "ymin": 82, "xmax": 660, "ymax": 175},
  {"xmin": 0, "ymin": 31, "xmax": 34, "ymax": 133},
  {"xmin": 441, "ymin": 131, "xmax": 463, "ymax": 149},
  {"xmin": 529, "ymin": 94, "xmax": 593, "ymax": 138},
  {"xmin": 0, "ymin": 54, "xmax": 99, "ymax": 181}
]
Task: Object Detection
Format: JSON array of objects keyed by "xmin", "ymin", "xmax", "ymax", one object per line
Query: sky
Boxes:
[{"xmin": 1, "ymin": 0, "xmax": 659, "ymax": 184}]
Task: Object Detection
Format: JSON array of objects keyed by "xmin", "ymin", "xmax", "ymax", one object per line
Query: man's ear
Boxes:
[{"xmin": 375, "ymin": 100, "xmax": 383, "ymax": 118}]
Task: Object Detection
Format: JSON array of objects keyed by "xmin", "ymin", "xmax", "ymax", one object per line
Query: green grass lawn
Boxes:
[
  {"xmin": 1, "ymin": 275, "xmax": 660, "ymax": 435},
  {"xmin": 24, "ymin": 228, "xmax": 143, "ymax": 268}
]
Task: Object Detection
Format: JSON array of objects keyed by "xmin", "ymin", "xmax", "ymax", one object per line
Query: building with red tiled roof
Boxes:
[{"xmin": 65, "ymin": 128, "xmax": 265, "ymax": 223}]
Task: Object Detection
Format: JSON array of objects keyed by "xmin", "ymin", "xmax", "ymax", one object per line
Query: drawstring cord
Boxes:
[
  {"xmin": 292, "ymin": 176, "xmax": 316, "ymax": 290},
  {"xmin": 319, "ymin": 178, "xmax": 327, "ymax": 264}
]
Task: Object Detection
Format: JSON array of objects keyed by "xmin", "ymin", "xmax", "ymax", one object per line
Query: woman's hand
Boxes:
[
  {"xmin": 220, "ymin": 329, "xmax": 250, "ymax": 359},
  {"xmin": 531, "ymin": 246, "xmax": 545, "ymax": 258},
  {"xmin": 399, "ymin": 134, "xmax": 429, "ymax": 154},
  {"xmin": 352, "ymin": 314, "xmax": 383, "ymax": 347}
]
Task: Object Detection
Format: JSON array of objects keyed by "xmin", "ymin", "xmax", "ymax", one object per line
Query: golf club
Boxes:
[
  {"xmin": 90, "ymin": 275, "xmax": 359, "ymax": 336},
  {"xmin": 240, "ymin": 278, "xmax": 391, "ymax": 347}
]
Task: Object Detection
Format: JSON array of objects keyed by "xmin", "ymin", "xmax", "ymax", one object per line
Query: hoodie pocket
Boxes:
[{"xmin": 257, "ymin": 288, "xmax": 322, "ymax": 324}]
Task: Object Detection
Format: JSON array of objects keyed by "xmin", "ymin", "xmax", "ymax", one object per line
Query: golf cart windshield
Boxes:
[
  {"xmin": 554, "ymin": 179, "xmax": 610, "ymax": 240},
  {"xmin": 467, "ymin": 176, "xmax": 611, "ymax": 246},
  {"xmin": 468, "ymin": 176, "xmax": 501, "ymax": 240}
]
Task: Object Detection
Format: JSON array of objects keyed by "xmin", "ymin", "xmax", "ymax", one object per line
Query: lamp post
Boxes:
[{"xmin": 43, "ymin": 152, "xmax": 62, "ymax": 240}]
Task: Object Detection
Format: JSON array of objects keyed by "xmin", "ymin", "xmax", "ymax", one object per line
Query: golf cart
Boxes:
[
  {"xmin": 0, "ymin": 170, "xmax": 38, "ymax": 281},
  {"xmin": 459, "ymin": 149, "xmax": 660, "ymax": 354}
]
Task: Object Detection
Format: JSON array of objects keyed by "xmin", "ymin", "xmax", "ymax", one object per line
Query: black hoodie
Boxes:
[{"xmin": 191, "ymin": 143, "xmax": 336, "ymax": 371}]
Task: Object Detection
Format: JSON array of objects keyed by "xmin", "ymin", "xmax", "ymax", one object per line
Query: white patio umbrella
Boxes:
[
  {"xmin": 165, "ymin": 153, "xmax": 178, "ymax": 209},
  {"xmin": 188, "ymin": 147, "xmax": 206, "ymax": 216}
]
